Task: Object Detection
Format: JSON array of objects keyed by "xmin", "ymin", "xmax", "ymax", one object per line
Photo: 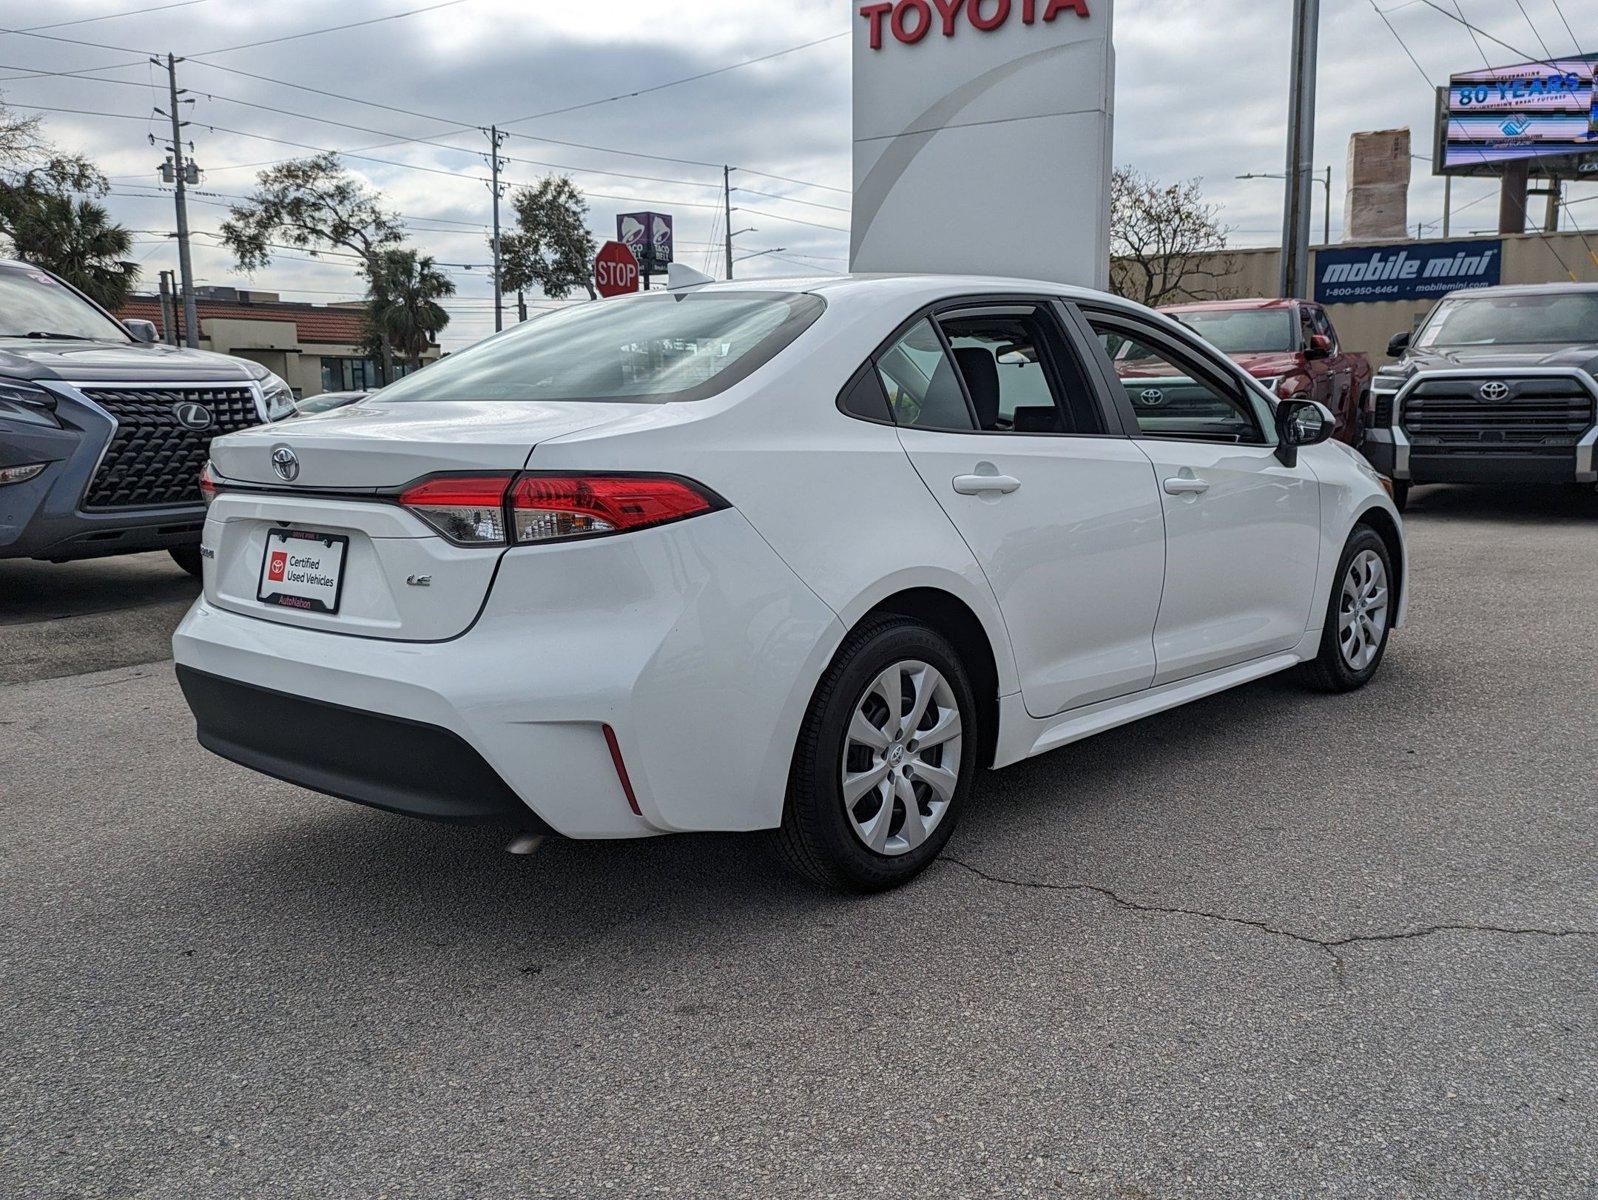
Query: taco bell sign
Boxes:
[
  {"xmin": 617, "ymin": 211, "xmax": 673, "ymax": 273},
  {"xmin": 851, "ymin": 0, "xmax": 1114, "ymax": 288}
]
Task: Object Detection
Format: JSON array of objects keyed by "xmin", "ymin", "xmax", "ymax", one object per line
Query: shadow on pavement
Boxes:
[{"xmin": 1404, "ymin": 482, "xmax": 1598, "ymax": 523}]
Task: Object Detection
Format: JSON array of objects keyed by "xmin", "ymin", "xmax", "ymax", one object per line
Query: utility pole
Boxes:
[
  {"xmin": 1322, "ymin": 165, "xmax": 1331, "ymax": 246},
  {"xmin": 157, "ymin": 53, "xmax": 199, "ymax": 348},
  {"xmin": 723, "ymin": 166, "xmax": 734, "ymax": 280},
  {"xmin": 1279, "ymin": 0, "xmax": 1319, "ymax": 299},
  {"xmin": 1443, "ymin": 174, "xmax": 1452, "ymax": 238},
  {"xmin": 487, "ymin": 125, "xmax": 506, "ymax": 332}
]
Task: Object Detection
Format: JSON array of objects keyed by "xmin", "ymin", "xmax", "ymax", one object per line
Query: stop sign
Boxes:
[{"xmin": 594, "ymin": 240, "xmax": 639, "ymax": 298}]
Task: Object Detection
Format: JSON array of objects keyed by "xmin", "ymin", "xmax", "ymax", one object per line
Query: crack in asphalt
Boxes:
[{"xmin": 941, "ymin": 857, "xmax": 1596, "ymax": 969}]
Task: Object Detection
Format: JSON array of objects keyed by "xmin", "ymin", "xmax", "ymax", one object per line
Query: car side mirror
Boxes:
[
  {"xmin": 1307, "ymin": 333, "xmax": 1333, "ymax": 358},
  {"xmin": 1274, "ymin": 399, "xmax": 1334, "ymax": 467},
  {"xmin": 124, "ymin": 319, "xmax": 159, "ymax": 344},
  {"xmin": 1386, "ymin": 330, "xmax": 1411, "ymax": 358}
]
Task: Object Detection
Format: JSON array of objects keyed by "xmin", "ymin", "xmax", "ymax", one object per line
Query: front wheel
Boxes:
[
  {"xmin": 1301, "ymin": 527, "xmax": 1395, "ymax": 693},
  {"xmin": 778, "ymin": 619, "xmax": 978, "ymax": 892}
]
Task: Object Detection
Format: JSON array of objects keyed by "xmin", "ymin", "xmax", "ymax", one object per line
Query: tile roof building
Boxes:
[{"xmin": 118, "ymin": 287, "xmax": 441, "ymax": 397}]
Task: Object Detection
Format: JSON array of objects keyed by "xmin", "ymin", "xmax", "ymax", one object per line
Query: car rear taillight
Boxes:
[
  {"xmin": 396, "ymin": 472, "xmax": 724, "ymax": 547},
  {"xmin": 398, "ymin": 474, "xmax": 512, "ymax": 545},
  {"xmin": 200, "ymin": 462, "xmax": 220, "ymax": 506},
  {"xmin": 508, "ymin": 474, "xmax": 721, "ymax": 544}
]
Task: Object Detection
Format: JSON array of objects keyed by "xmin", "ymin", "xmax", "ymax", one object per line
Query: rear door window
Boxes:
[
  {"xmin": 935, "ymin": 307, "xmax": 1105, "ymax": 434},
  {"xmin": 875, "ymin": 319, "xmax": 976, "ymax": 431}
]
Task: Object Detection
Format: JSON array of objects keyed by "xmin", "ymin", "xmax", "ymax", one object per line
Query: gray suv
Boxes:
[
  {"xmin": 0, "ymin": 260, "xmax": 293, "ymax": 575},
  {"xmin": 1363, "ymin": 283, "xmax": 1598, "ymax": 510}
]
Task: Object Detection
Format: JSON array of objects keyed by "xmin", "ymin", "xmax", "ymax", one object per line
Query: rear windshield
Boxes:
[
  {"xmin": 377, "ymin": 290, "xmax": 825, "ymax": 404},
  {"xmin": 0, "ymin": 264, "xmax": 129, "ymax": 342},
  {"xmin": 1165, "ymin": 309, "xmax": 1297, "ymax": 354}
]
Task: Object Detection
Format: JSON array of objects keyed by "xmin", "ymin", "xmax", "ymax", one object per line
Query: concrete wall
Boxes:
[{"xmin": 1139, "ymin": 230, "xmax": 1598, "ymax": 366}]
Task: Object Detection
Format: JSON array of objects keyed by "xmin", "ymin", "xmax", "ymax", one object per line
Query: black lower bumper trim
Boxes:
[
  {"xmin": 1406, "ymin": 454, "xmax": 1580, "ymax": 484},
  {"xmin": 175, "ymin": 665, "xmax": 541, "ymax": 825}
]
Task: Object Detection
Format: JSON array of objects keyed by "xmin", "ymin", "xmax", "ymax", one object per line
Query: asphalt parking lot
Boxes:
[{"xmin": 3, "ymin": 484, "xmax": 1595, "ymax": 1199}]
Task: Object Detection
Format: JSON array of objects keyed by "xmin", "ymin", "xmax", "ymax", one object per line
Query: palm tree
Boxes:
[
  {"xmin": 4, "ymin": 192, "xmax": 137, "ymax": 309},
  {"xmin": 364, "ymin": 249, "xmax": 454, "ymax": 373}
]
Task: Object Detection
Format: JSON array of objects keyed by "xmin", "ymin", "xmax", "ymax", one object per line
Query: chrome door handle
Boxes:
[
  {"xmin": 1163, "ymin": 476, "xmax": 1211, "ymax": 496},
  {"xmin": 952, "ymin": 473, "xmax": 1021, "ymax": 496}
]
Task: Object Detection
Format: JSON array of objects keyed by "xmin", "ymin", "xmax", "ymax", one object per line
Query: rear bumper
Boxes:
[
  {"xmin": 176, "ymin": 665, "xmax": 538, "ymax": 824},
  {"xmin": 171, "ymin": 509, "xmax": 844, "ymax": 839}
]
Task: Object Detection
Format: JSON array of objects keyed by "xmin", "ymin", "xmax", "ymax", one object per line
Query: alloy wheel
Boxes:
[
  {"xmin": 1338, "ymin": 549, "xmax": 1389, "ymax": 671},
  {"xmin": 841, "ymin": 659, "xmax": 963, "ymax": 857}
]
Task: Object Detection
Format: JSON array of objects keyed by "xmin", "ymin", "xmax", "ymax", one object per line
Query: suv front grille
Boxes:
[
  {"xmin": 1401, "ymin": 376, "xmax": 1596, "ymax": 451},
  {"xmin": 81, "ymin": 385, "xmax": 261, "ymax": 510}
]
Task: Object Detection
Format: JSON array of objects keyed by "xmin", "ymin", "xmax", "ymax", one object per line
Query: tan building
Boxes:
[
  {"xmin": 118, "ymin": 287, "xmax": 442, "ymax": 398},
  {"xmin": 1156, "ymin": 230, "xmax": 1598, "ymax": 366}
]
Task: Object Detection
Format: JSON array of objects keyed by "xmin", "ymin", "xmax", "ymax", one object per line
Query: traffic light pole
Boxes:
[
  {"xmin": 723, "ymin": 166, "xmax": 734, "ymax": 280},
  {"xmin": 1280, "ymin": 0, "xmax": 1319, "ymax": 299},
  {"xmin": 160, "ymin": 53, "xmax": 199, "ymax": 348}
]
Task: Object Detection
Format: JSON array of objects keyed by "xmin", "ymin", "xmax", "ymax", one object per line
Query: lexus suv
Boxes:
[
  {"xmin": 1363, "ymin": 283, "xmax": 1598, "ymax": 509},
  {"xmin": 174, "ymin": 272, "xmax": 1406, "ymax": 891},
  {"xmin": 0, "ymin": 260, "xmax": 293, "ymax": 575}
]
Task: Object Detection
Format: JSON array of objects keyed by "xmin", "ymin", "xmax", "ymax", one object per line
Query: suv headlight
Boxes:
[
  {"xmin": 258, "ymin": 373, "xmax": 297, "ymax": 421},
  {"xmin": 0, "ymin": 377, "xmax": 60, "ymax": 428}
]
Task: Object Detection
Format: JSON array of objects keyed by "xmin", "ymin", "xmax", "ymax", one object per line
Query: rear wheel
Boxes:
[
  {"xmin": 1301, "ymin": 527, "xmax": 1394, "ymax": 693},
  {"xmin": 169, "ymin": 545, "xmax": 203, "ymax": 578},
  {"xmin": 778, "ymin": 619, "xmax": 977, "ymax": 891}
]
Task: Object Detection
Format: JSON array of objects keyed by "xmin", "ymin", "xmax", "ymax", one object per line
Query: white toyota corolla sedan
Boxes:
[{"xmin": 174, "ymin": 273, "xmax": 1406, "ymax": 890}]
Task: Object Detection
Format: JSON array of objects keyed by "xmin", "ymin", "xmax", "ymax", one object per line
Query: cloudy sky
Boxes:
[{"xmin": 1, "ymin": 0, "xmax": 1592, "ymax": 346}]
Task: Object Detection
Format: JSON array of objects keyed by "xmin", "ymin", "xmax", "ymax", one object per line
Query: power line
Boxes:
[
  {"xmin": 496, "ymin": 31, "xmax": 846, "ymax": 127},
  {"xmin": 19, "ymin": 0, "xmax": 209, "ymax": 33},
  {"xmin": 733, "ymin": 185, "xmax": 849, "ymax": 214},
  {"xmin": 732, "ymin": 206, "xmax": 847, "ymax": 234},
  {"xmin": 191, "ymin": 0, "xmax": 472, "ymax": 56},
  {"xmin": 0, "ymin": 22, "xmax": 154, "ymax": 56},
  {"xmin": 1509, "ymin": 0, "xmax": 1555, "ymax": 61},
  {"xmin": 1545, "ymin": 0, "xmax": 1579, "ymax": 54}
]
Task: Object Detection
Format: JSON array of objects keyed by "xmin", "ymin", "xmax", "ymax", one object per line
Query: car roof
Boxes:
[
  {"xmin": 1441, "ymin": 282, "xmax": 1598, "ymax": 299},
  {"xmin": 666, "ymin": 272, "xmax": 1121, "ymax": 304},
  {"xmin": 1160, "ymin": 298, "xmax": 1301, "ymax": 312}
]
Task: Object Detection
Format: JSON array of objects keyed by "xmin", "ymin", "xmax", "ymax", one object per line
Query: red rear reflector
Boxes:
[
  {"xmin": 508, "ymin": 474, "xmax": 719, "ymax": 543},
  {"xmin": 602, "ymin": 723, "xmax": 642, "ymax": 816},
  {"xmin": 399, "ymin": 473, "xmax": 513, "ymax": 545}
]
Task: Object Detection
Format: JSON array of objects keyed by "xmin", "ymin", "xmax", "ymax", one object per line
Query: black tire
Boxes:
[
  {"xmin": 1390, "ymin": 480, "xmax": 1410, "ymax": 512},
  {"xmin": 169, "ymin": 545, "xmax": 204, "ymax": 578},
  {"xmin": 1300, "ymin": 526, "xmax": 1395, "ymax": 693},
  {"xmin": 778, "ymin": 618, "xmax": 978, "ymax": 892}
]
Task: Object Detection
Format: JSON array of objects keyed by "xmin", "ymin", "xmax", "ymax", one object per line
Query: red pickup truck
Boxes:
[{"xmin": 1158, "ymin": 298, "xmax": 1372, "ymax": 444}]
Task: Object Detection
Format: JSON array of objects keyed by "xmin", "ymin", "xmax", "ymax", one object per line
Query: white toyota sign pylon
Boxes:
[{"xmin": 850, "ymin": 0, "xmax": 1115, "ymax": 289}]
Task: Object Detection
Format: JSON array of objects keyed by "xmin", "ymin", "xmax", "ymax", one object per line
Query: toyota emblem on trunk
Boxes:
[
  {"xmin": 172, "ymin": 401, "xmax": 213, "ymax": 431},
  {"xmin": 271, "ymin": 446, "xmax": 300, "ymax": 482},
  {"xmin": 1479, "ymin": 381, "xmax": 1511, "ymax": 401}
]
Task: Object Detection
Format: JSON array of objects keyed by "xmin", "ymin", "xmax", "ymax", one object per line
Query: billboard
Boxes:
[
  {"xmin": 1313, "ymin": 239, "xmax": 1502, "ymax": 305},
  {"xmin": 617, "ymin": 211, "xmax": 673, "ymax": 272},
  {"xmin": 851, "ymin": 0, "xmax": 1114, "ymax": 289},
  {"xmin": 1438, "ymin": 56, "xmax": 1598, "ymax": 175}
]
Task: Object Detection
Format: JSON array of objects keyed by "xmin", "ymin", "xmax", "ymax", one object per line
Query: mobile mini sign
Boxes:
[{"xmin": 1313, "ymin": 239, "xmax": 1503, "ymax": 305}]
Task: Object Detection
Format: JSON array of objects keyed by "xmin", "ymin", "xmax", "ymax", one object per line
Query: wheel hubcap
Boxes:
[
  {"xmin": 842, "ymin": 659, "xmax": 962, "ymax": 857},
  {"xmin": 1338, "ymin": 550, "xmax": 1390, "ymax": 671}
]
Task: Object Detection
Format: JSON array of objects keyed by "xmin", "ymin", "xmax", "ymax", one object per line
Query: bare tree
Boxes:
[{"xmin": 1109, "ymin": 167, "xmax": 1235, "ymax": 308}]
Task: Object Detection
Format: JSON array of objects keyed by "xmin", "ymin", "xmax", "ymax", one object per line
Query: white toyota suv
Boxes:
[{"xmin": 174, "ymin": 273, "xmax": 1407, "ymax": 891}]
